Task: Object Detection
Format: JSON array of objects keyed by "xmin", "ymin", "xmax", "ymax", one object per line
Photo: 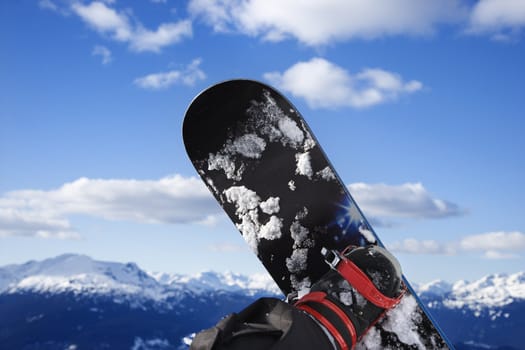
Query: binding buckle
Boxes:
[{"xmin": 321, "ymin": 247, "xmax": 341, "ymax": 270}]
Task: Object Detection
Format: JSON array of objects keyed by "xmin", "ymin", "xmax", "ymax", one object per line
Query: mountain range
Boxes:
[{"xmin": 0, "ymin": 254, "xmax": 523, "ymax": 349}]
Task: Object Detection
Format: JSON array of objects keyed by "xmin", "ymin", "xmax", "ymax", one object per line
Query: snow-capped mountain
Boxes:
[
  {"xmin": 1, "ymin": 255, "xmax": 523, "ymax": 350},
  {"xmin": 0, "ymin": 254, "xmax": 281, "ymax": 350},
  {"xmin": 0, "ymin": 254, "xmax": 162, "ymax": 300},
  {"xmin": 149, "ymin": 270, "xmax": 281, "ymax": 295},
  {"xmin": 414, "ymin": 273, "xmax": 525, "ymax": 350},
  {"xmin": 0, "ymin": 254, "xmax": 281, "ymax": 301},
  {"xmin": 416, "ymin": 272, "xmax": 525, "ymax": 310}
]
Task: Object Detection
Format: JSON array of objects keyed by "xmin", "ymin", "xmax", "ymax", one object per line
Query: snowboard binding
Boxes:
[{"xmin": 295, "ymin": 245, "xmax": 406, "ymax": 350}]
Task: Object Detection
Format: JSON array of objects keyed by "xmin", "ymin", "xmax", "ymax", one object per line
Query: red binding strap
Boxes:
[
  {"xmin": 297, "ymin": 304, "xmax": 349, "ymax": 350},
  {"xmin": 296, "ymin": 291, "xmax": 357, "ymax": 350},
  {"xmin": 335, "ymin": 257, "xmax": 402, "ymax": 309}
]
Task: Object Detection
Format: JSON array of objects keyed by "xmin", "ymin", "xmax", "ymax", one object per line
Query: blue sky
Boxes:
[{"xmin": 1, "ymin": 0, "xmax": 524, "ymax": 283}]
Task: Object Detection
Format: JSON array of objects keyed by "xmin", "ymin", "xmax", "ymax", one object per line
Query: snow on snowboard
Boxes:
[{"xmin": 183, "ymin": 79, "xmax": 452, "ymax": 349}]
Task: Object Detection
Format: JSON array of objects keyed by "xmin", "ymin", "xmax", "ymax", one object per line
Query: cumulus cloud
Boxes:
[
  {"xmin": 0, "ymin": 209, "xmax": 80, "ymax": 240},
  {"xmin": 388, "ymin": 239, "xmax": 456, "ymax": 255},
  {"xmin": 2, "ymin": 177, "xmax": 457, "ymax": 239},
  {"xmin": 42, "ymin": 0, "xmax": 525, "ymax": 50},
  {"xmin": 39, "ymin": 0, "xmax": 73, "ymax": 16},
  {"xmin": 134, "ymin": 58, "xmax": 206, "ymax": 89},
  {"xmin": 467, "ymin": 0, "xmax": 525, "ymax": 40},
  {"xmin": 39, "ymin": 0, "xmax": 59, "ymax": 12},
  {"xmin": 92, "ymin": 45, "xmax": 112, "ymax": 64},
  {"xmin": 72, "ymin": 1, "xmax": 132, "ymax": 41},
  {"xmin": 264, "ymin": 58, "xmax": 423, "ymax": 109},
  {"xmin": 130, "ymin": 21, "xmax": 193, "ymax": 52},
  {"xmin": 388, "ymin": 231, "xmax": 525, "ymax": 260},
  {"xmin": 483, "ymin": 250, "xmax": 520, "ymax": 260},
  {"xmin": 0, "ymin": 175, "xmax": 220, "ymax": 239},
  {"xmin": 459, "ymin": 231, "xmax": 525, "ymax": 252},
  {"xmin": 189, "ymin": 0, "xmax": 466, "ymax": 46},
  {"xmin": 71, "ymin": 1, "xmax": 192, "ymax": 52},
  {"xmin": 348, "ymin": 182, "xmax": 463, "ymax": 219}
]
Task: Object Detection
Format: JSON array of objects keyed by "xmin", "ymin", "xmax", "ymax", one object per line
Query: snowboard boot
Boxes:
[{"xmin": 294, "ymin": 245, "xmax": 405, "ymax": 350}]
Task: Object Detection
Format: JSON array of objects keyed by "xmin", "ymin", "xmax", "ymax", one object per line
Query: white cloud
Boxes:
[
  {"xmin": 348, "ymin": 182, "xmax": 463, "ymax": 219},
  {"xmin": 130, "ymin": 20, "xmax": 193, "ymax": 53},
  {"xmin": 71, "ymin": 1, "xmax": 192, "ymax": 52},
  {"xmin": 388, "ymin": 239, "xmax": 456, "ymax": 255},
  {"xmin": 188, "ymin": 0, "xmax": 236, "ymax": 32},
  {"xmin": 264, "ymin": 58, "xmax": 423, "ymax": 109},
  {"xmin": 459, "ymin": 231, "xmax": 525, "ymax": 252},
  {"xmin": 0, "ymin": 209, "xmax": 80, "ymax": 240},
  {"xmin": 467, "ymin": 0, "xmax": 525, "ymax": 39},
  {"xmin": 483, "ymin": 250, "xmax": 520, "ymax": 260},
  {"xmin": 0, "ymin": 175, "xmax": 221, "ymax": 239},
  {"xmin": 72, "ymin": 1, "xmax": 132, "ymax": 41},
  {"xmin": 388, "ymin": 231, "xmax": 525, "ymax": 260},
  {"xmin": 39, "ymin": 0, "xmax": 59, "ymax": 12},
  {"xmin": 92, "ymin": 45, "xmax": 112, "ymax": 64},
  {"xmin": 189, "ymin": 0, "xmax": 466, "ymax": 46},
  {"xmin": 39, "ymin": 0, "xmax": 72, "ymax": 16},
  {"xmin": 134, "ymin": 58, "xmax": 206, "ymax": 89}
]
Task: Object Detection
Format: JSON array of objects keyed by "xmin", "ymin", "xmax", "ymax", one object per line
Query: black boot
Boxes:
[
  {"xmin": 190, "ymin": 298, "xmax": 335, "ymax": 350},
  {"xmin": 294, "ymin": 245, "xmax": 405, "ymax": 350}
]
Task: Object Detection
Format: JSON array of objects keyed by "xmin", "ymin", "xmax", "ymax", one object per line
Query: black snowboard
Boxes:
[{"xmin": 183, "ymin": 79, "xmax": 453, "ymax": 349}]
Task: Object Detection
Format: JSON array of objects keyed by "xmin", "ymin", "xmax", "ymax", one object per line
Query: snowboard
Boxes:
[{"xmin": 183, "ymin": 79, "xmax": 453, "ymax": 349}]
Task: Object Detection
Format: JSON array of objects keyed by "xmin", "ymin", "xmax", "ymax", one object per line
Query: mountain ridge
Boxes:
[
  {"xmin": 1, "ymin": 254, "xmax": 523, "ymax": 305},
  {"xmin": 1, "ymin": 254, "xmax": 523, "ymax": 350}
]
